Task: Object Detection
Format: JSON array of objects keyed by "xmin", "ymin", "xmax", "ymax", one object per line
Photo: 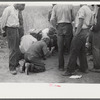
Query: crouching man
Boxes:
[{"xmin": 24, "ymin": 36, "xmax": 54, "ymax": 75}]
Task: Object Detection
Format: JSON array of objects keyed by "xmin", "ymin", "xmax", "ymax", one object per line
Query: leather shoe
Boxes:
[{"xmin": 62, "ymin": 71, "xmax": 74, "ymax": 76}]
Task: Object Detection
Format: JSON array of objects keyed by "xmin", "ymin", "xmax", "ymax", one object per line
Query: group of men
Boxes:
[
  {"xmin": 1, "ymin": 3, "xmax": 100, "ymax": 76},
  {"xmin": 50, "ymin": 4, "xmax": 99, "ymax": 76}
]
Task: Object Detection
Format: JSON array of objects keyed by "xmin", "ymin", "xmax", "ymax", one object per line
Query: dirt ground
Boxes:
[{"xmin": 0, "ymin": 46, "xmax": 100, "ymax": 83}]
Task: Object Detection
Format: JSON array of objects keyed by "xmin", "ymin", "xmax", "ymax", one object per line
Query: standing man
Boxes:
[
  {"xmin": 50, "ymin": 4, "xmax": 74, "ymax": 71},
  {"xmin": 89, "ymin": 5, "xmax": 100, "ymax": 72},
  {"xmin": 1, "ymin": 4, "xmax": 25, "ymax": 75},
  {"xmin": 63, "ymin": 5, "xmax": 94, "ymax": 76}
]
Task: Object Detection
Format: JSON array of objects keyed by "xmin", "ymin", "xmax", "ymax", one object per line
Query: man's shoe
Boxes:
[
  {"xmin": 19, "ymin": 59, "xmax": 25, "ymax": 73},
  {"xmin": 62, "ymin": 71, "xmax": 74, "ymax": 76},
  {"xmin": 25, "ymin": 63, "xmax": 30, "ymax": 75},
  {"xmin": 10, "ymin": 70, "xmax": 17, "ymax": 75}
]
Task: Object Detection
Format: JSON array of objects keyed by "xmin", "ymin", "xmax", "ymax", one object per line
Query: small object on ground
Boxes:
[
  {"xmin": 69, "ymin": 75, "xmax": 82, "ymax": 79},
  {"xmin": 10, "ymin": 70, "xmax": 17, "ymax": 75}
]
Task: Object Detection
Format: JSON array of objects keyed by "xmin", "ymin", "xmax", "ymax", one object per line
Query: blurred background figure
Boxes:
[
  {"xmin": 90, "ymin": 5, "xmax": 100, "ymax": 72},
  {"xmin": 48, "ymin": 4, "xmax": 56, "ymax": 22}
]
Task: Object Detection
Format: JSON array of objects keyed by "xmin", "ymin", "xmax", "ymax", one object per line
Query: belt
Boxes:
[
  {"xmin": 58, "ymin": 23, "xmax": 71, "ymax": 25},
  {"xmin": 6, "ymin": 26, "xmax": 19, "ymax": 29}
]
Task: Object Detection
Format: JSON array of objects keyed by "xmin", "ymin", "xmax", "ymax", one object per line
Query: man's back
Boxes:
[
  {"xmin": 19, "ymin": 34, "xmax": 37, "ymax": 53},
  {"xmin": 26, "ymin": 40, "xmax": 48, "ymax": 58},
  {"xmin": 51, "ymin": 4, "xmax": 73, "ymax": 24}
]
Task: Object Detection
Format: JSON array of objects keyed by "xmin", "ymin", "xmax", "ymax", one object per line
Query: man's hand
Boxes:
[
  {"xmin": 90, "ymin": 26, "xmax": 93, "ymax": 31},
  {"xmin": 1, "ymin": 28, "xmax": 6, "ymax": 37}
]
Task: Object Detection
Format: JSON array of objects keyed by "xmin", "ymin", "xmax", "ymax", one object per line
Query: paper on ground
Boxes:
[{"xmin": 69, "ymin": 75, "xmax": 82, "ymax": 79}]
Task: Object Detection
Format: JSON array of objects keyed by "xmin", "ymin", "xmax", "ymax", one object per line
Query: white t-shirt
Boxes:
[
  {"xmin": 19, "ymin": 35, "xmax": 37, "ymax": 54},
  {"xmin": 75, "ymin": 5, "xmax": 94, "ymax": 29}
]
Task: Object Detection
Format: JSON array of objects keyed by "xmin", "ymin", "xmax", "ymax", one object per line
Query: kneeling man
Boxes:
[{"xmin": 24, "ymin": 36, "xmax": 54, "ymax": 75}]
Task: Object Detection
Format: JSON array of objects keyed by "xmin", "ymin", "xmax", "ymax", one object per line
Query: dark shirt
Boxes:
[{"xmin": 26, "ymin": 40, "xmax": 50, "ymax": 58}]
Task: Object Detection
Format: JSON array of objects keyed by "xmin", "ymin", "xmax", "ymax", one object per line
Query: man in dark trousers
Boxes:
[
  {"xmin": 1, "ymin": 4, "xmax": 25, "ymax": 75},
  {"xmin": 50, "ymin": 4, "xmax": 74, "ymax": 71},
  {"xmin": 62, "ymin": 5, "xmax": 94, "ymax": 76},
  {"xmin": 89, "ymin": 5, "xmax": 100, "ymax": 72}
]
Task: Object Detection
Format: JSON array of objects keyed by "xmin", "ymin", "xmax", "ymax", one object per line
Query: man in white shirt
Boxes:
[
  {"xmin": 1, "ymin": 4, "xmax": 25, "ymax": 75},
  {"xmin": 63, "ymin": 5, "xmax": 94, "ymax": 76},
  {"xmin": 19, "ymin": 34, "xmax": 37, "ymax": 54}
]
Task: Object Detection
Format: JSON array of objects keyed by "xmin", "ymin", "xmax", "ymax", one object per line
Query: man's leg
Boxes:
[
  {"xmin": 30, "ymin": 57, "xmax": 45, "ymax": 72},
  {"xmin": 78, "ymin": 38, "xmax": 88, "ymax": 72},
  {"xmin": 63, "ymin": 36, "xmax": 82, "ymax": 75},
  {"xmin": 64, "ymin": 24, "xmax": 73, "ymax": 54},
  {"xmin": 57, "ymin": 35, "xmax": 64, "ymax": 70},
  {"xmin": 6, "ymin": 27, "xmax": 20, "ymax": 75},
  {"xmin": 24, "ymin": 54, "xmax": 45, "ymax": 74}
]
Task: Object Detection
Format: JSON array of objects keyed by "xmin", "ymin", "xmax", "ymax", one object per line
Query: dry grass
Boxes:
[{"xmin": 23, "ymin": 6, "xmax": 52, "ymax": 34}]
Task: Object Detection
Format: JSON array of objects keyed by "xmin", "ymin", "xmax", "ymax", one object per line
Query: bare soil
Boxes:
[{"xmin": 0, "ymin": 46, "xmax": 100, "ymax": 83}]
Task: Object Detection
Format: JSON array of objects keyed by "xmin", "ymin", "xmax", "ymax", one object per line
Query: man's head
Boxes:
[
  {"xmin": 52, "ymin": 4, "xmax": 56, "ymax": 8},
  {"xmin": 14, "ymin": 4, "xmax": 25, "ymax": 11},
  {"xmin": 42, "ymin": 36, "xmax": 50, "ymax": 46},
  {"xmin": 49, "ymin": 27, "xmax": 56, "ymax": 35}
]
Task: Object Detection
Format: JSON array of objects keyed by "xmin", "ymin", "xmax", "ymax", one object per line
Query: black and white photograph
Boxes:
[
  {"xmin": 1, "ymin": 1, "xmax": 100, "ymax": 98},
  {"xmin": 0, "ymin": 1, "xmax": 100, "ymax": 83}
]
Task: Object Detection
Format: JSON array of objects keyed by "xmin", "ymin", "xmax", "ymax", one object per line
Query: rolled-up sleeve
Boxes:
[{"xmin": 1, "ymin": 7, "xmax": 10, "ymax": 29}]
